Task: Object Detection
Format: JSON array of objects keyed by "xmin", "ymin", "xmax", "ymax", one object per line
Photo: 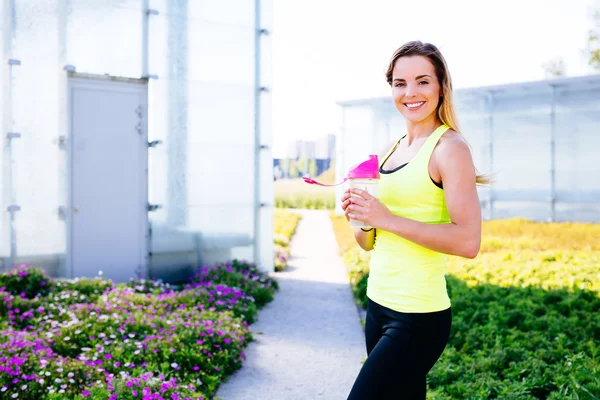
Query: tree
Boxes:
[
  {"xmin": 279, "ymin": 159, "xmax": 289, "ymax": 178},
  {"xmin": 308, "ymin": 159, "xmax": 318, "ymax": 178},
  {"xmin": 587, "ymin": 6, "xmax": 600, "ymax": 71},
  {"xmin": 288, "ymin": 160, "xmax": 298, "ymax": 179},
  {"xmin": 297, "ymin": 157, "xmax": 308, "ymax": 176},
  {"xmin": 542, "ymin": 58, "xmax": 566, "ymax": 79}
]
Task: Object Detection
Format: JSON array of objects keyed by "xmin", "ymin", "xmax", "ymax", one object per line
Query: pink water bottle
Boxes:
[{"xmin": 303, "ymin": 155, "xmax": 380, "ymax": 228}]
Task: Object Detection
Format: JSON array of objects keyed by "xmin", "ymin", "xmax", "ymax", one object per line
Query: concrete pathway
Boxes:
[{"xmin": 215, "ymin": 209, "xmax": 366, "ymax": 400}]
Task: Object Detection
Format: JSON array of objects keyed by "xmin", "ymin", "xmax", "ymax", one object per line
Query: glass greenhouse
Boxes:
[
  {"xmin": 0, "ymin": 0, "xmax": 274, "ymax": 282},
  {"xmin": 336, "ymin": 74, "xmax": 600, "ymax": 223}
]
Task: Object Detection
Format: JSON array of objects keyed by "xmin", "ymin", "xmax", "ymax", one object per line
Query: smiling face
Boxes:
[{"xmin": 391, "ymin": 55, "xmax": 442, "ymax": 125}]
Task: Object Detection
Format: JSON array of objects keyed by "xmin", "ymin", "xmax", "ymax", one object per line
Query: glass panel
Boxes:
[
  {"xmin": 555, "ymin": 88, "xmax": 600, "ymax": 202},
  {"xmin": 188, "ymin": 82, "xmax": 255, "ymax": 145},
  {"xmin": 0, "ymin": 0, "xmax": 7, "ymax": 263},
  {"xmin": 147, "ymin": 0, "xmax": 259, "ymax": 272},
  {"xmin": 260, "ymin": 33, "xmax": 272, "ymax": 88},
  {"xmin": 491, "ymin": 86, "xmax": 553, "ymax": 116},
  {"xmin": 555, "ymin": 203, "xmax": 600, "ymax": 223},
  {"xmin": 148, "ymin": 75, "xmax": 257, "ymax": 269},
  {"xmin": 261, "ymin": 0, "xmax": 273, "ymax": 31},
  {"xmin": 187, "ymin": 142, "xmax": 254, "ymax": 210},
  {"xmin": 149, "ymin": 14, "xmax": 255, "ymax": 85},
  {"xmin": 493, "ymin": 201, "xmax": 550, "ymax": 222},
  {"xmin": 258, "ymin": 146, "xmax": 273, "ymax": 271},
  {"xmin": 491, "ymin": 92, "xmax": 552, "ymax": 201},
  {"xmin": 67, "ymin": 1, "xmax": 142, "ymax": 78},
  {"xmin": 150, "ymin": 0, "xmax": 255, "ymax": 28},
  {"xmin": 11, "ymin": 1, "xmax": 65, "ymax": 274}
]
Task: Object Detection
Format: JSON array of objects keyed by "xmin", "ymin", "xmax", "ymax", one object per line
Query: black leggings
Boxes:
[{"xmin": 347, "ymin": 298, "xmax": 452, "ymax": 400}]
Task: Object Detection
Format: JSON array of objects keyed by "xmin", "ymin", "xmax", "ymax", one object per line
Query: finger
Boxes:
[
  {"xmin": 350, "ymin": 188, "xmax": 375, "ymax": 201},
  {"xmin": 348, "ymin": 204, "xmax": 367, "ymax": 214},
  {"xmin": 347, "ymin": 212, "xmax": 365, "ymax": 221},
  {"xmin": 349, "ymin": 196, "xmax": 367, "ymax": 207}
]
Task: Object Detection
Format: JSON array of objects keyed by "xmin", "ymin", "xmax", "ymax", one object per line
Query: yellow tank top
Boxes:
[{"xmin": 367, "ymin": 124, "xmax": 451, "ymax": 313}]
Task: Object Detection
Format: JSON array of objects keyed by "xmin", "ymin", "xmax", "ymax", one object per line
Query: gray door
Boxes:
[{"xmin": 69, "ymin": 76, "xmax": 148, "ymax": 282}]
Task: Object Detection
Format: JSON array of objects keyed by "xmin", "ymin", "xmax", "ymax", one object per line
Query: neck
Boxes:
[{"xmin": 405, "ymin": 116, "xmax": 442, "ymax": 144}]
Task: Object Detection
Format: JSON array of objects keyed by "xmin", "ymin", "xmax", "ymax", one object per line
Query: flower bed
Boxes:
[
  {"xmin": 0, "ymin": 259, "xmax": 277, "ymax": 399},
  {"xmin": 273, "ymin": 209, "xmax": 302, "ymax": 271}
]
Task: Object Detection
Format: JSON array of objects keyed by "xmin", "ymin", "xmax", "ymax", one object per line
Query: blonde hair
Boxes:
[{"xmin": 386, "ymin": 41, "xmax": 492, "ymax": 185}]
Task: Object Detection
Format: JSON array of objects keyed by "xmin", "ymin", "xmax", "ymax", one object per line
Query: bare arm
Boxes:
[{"xmin": 347, "ymin": 136, "xmax": 482, "ymax": 258}]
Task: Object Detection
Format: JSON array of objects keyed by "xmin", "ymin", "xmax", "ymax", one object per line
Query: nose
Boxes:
[{"xmin": 405, "ymin": 83, "xmax": 417, "ymax": 98}]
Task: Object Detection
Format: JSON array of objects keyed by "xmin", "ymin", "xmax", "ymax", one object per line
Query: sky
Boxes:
[{"xmin": 271, "ymin": 0, "xmax": 599, "ymax": 157}]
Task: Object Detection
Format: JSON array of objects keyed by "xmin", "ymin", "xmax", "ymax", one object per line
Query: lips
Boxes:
[{"xmin": 404, "ymin": 101, "xmax": 425, "ymax": 110}]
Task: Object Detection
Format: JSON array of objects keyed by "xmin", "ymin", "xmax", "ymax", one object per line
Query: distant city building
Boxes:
[{"xmin": 275, "ymin": 133, "xmax": 336, "ymax": 178}]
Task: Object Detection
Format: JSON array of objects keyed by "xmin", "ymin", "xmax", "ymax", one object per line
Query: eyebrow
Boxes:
[{"xmin": 393, "ymin": 75, "xmax": 433, "ymax": 82}]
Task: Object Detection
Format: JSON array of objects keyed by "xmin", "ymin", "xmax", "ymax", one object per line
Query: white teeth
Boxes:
[{"xmin": 406, "ymin": 102, "xmax": 424, "ymax": 108}]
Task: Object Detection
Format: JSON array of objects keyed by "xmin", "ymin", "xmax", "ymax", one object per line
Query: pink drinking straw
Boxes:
[{"xmin": 303, "ymin": 155, "xmax": 380, "ymax": 187}]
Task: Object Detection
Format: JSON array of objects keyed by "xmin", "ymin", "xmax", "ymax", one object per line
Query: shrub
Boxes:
[
  {"xmin": 0, "ymin": 265, "xmax": 52, "ymax": 299},
  {"xmin": 189, "ymin": 260, "xmax": 277, "ymax": 308}
]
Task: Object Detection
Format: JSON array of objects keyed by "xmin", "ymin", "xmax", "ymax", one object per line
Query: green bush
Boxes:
[
  {"xmin": 275, "ymin": 193, "xmax": 335, "ymax": 210},
  {"xmin": 189, "ymin": 260, "xmax": 278, "ymax": 308},
  {"xmin": 0, "ymin": 265, "xmax": 52, "ymax": 298},
  {"xmin": 53, "ymin": 277, "xmax": 115, "ymax": 298}
]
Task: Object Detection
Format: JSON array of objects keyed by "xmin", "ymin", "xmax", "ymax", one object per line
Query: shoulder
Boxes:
[
  {"xmin": 435, "ymin": 129, "xmax": 472, "ymax": 158},
  {"xmin": 432, "ymin": 129, "xmax": 475, "ymax": 172}
]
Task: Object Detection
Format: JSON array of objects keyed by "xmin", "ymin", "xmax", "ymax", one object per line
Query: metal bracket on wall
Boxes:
[
  {"xmin": 64, "ymin": 65, "xmax": 76, "ymax": 72},
  {"xmin": 58, "ymin": 206, "xmax": 67, "ymax": 220},
  {"xmin": 146, "ymin": 9, "xmax": 159, "ymax": 15},
  {"xmin": 7, "ymin": 205, "xmax": 21, "ymax": 212},
  {"xmin": 259, "ymin": 29, "xmax": 270, "ymax": 36},
  {"xmin": 147, "ymin": 203, "xmax": 162, "ymax": 212},
  {"xmin": 58, "ymin": 136, "xmax": 67, "ymax": 149},
  {"xmin": 6, "ymin": 132, "xmax": 21, "ymax": 140},
  {"xmin": 147, "ymin": 140, "xmax": 162, "ymax": 148},
  {"xmin": 8, "ymin": 59, "xmax": 21, "ymax": 66},
  {"xmin": 142, "ymin": 74, "xmax": 159, "ymax": 80},
  {"xmin": 259, "ymin": 144, "xmax": 269, "ymax": 150},
  {"xmin": 259, "ymin": 86, "xmax": 269, "ymax": 93}
]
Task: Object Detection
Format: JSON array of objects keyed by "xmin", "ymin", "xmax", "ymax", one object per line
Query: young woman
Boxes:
[{"xmin": 342, "ymin": 41, "xmax": 488, "ymax": 399}]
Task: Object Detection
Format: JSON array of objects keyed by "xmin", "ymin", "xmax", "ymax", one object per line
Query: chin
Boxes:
[{"xmin": 402, "ymin": 113, "xmax": 430, "ymax": 123}]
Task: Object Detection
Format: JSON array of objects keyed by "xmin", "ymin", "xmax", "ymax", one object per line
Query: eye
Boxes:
[
  {"xmin": 394, "ymin": 83, "xmax": 405, "ymax": 87},
  {"xmin": 419, "ymin": 81, "xmax": 429, "ymax": 85}
]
